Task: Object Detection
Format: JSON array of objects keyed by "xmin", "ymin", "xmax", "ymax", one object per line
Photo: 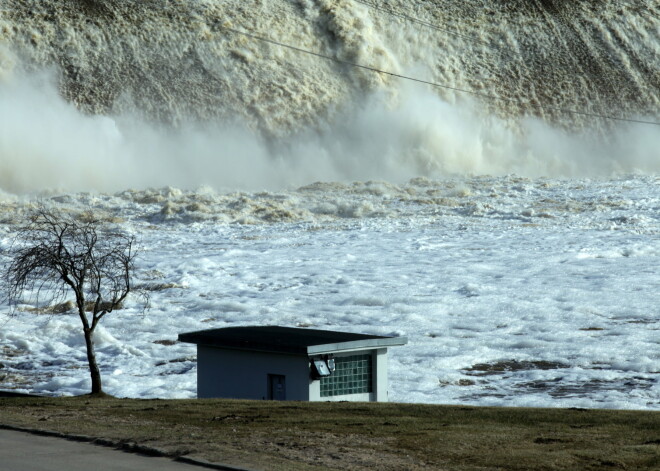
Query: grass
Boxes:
[{"xmin": 0, "ymin": 396, "xmax": 658, "ymax": 470}]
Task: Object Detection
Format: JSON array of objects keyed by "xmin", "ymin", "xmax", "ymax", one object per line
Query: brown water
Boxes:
[{"xmin": 0, "ymin": 0, "xmax": 658, "ymax": 192}]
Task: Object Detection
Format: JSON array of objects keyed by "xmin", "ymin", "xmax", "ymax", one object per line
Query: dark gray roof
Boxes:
[{"xmin": 178, "ymin": 326, "xmax": 407, "ymax": 355}]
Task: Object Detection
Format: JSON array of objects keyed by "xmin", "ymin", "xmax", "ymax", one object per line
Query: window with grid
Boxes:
[{"xmin": 320, "ymin": 354, "xmax": 373, "ymax": 397}]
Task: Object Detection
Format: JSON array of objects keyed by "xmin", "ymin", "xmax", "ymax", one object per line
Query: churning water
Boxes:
[
  {"xmin": 0, "ymin": 0, "xmax": 658, "ymax": 193},
  {"xmin": 0, "ymin": 1, "xmax": 658, "ymax": 407}
]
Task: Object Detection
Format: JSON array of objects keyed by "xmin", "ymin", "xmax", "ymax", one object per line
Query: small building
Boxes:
[{"xmin": 178, "ymin": 326, "xmax": 407, "ymax": 402}]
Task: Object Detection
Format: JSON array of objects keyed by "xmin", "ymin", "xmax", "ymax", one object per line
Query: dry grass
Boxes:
[{"xmin": 0, "ymin": 396, "xmax": 658, "ymax": 470}]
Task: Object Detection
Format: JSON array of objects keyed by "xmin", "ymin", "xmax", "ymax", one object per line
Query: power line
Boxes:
[
  {"xmin": 352, "ymin": 0, "xmax": 651, "ymax": 104},
  {"xmin": 353, "ymin": 0, "xmax": 490, "ymax": 47},
  {"xmin": 218, "ymin": 24, "xmax": 660, "ymax": 127}
]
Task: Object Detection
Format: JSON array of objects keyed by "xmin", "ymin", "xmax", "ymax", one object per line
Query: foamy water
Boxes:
[
  {"xmin": 0, "ymin": 175, "xmax": 658, "ymax": 409},
  {"xmin": 0, "ymin": 0, "xmax": 658, "ymax": 193},
  {"xmin": 0, "ymin": 1, "xmax": 658, "ymax": 408}
]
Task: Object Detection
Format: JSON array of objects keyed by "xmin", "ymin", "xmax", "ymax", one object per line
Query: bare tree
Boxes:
[{"xmin": 3, "ymin": 205, "xmax": 140, "ymax": 396}]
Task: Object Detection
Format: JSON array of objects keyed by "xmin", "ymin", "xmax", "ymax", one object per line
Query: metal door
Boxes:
[{"xmin": 268, "ymin": 374, "xmax": 286, "ymax": 400}]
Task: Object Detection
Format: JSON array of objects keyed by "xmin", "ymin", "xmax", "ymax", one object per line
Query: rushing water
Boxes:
[
  {"xmin": 0, "ymin": 0, "xmax": 658, "ymax": 193},
  {"xmin": 0, "ymin": 1, "xmax": 658, "ymax": 408}
]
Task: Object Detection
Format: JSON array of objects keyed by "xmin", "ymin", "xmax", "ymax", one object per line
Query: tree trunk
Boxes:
[{"xmin": 83, "ymin": 327, "xmax": 103, "ymax": 394}]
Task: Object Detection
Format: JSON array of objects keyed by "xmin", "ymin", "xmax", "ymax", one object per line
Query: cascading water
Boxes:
[
  {"xmin": 0, "ymin": 0, "xmax": 658, "ymax": 192},
  {"xmin": 0, "ymin": 1, "xmax": 659, "ymax": 409}
]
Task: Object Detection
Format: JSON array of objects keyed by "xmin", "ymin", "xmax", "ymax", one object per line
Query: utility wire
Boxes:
[
  {"xmin": 352, "ymin": 0, "xmax": 494, "ymax": 48},
  {"xmin": 219, "ymin": 24, "xmax": 660, "ymax": 127},
  {"xmin": 352, "ymin": 0, "xmax": 647, "ymax": 99}
]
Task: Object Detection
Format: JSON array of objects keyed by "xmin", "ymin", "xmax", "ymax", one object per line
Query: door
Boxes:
[{"xmin": 268, "ymin": 374, "xmax": 286, "ymax": 400}]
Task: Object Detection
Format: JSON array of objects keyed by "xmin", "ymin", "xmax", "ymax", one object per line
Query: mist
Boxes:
[
  {"xmin": 0, "ymin": 67, "xmax": 657, "ymax": 196},
  {"xmin": 1, "ymin": 0, "xmax": 658, "ymax": 195}
]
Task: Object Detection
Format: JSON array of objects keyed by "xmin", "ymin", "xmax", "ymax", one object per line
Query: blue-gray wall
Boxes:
[{"xmin": 197, "ymin": 346, "xmax": 311, "ymax": 400}]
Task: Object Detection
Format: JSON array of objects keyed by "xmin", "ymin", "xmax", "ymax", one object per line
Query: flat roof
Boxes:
[{"xmin": 178, "ymin": 326, "xmax": 407, "ymax": 355}]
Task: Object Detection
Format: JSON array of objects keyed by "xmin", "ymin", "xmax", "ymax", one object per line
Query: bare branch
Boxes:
[{"xmin": 1, "ymin": 203, "xmax": 143, "ymax": 395}]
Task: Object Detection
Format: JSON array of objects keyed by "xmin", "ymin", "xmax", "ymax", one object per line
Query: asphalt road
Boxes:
[{"xmin": 0, "ymin": 429, "xmax": 211, "ymax": 471}]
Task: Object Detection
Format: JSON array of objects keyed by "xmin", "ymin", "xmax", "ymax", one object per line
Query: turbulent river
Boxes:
[
  {"xmin": 0, "ymin": 0, "xmax": 658, "ymax": 407},
  {"xmin": 0, "ymin": 0, "xmax": 658, "ymax": 192}
]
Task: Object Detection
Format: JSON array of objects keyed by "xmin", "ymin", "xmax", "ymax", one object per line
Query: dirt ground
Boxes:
[{"xmin": 1, "ymin": 396, "xmax": 658, "ymax": 471}]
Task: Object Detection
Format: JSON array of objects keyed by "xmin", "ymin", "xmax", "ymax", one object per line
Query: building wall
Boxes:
[
  {"xmin": 197, "ymin": 346, "xmax": 311, "ymax": 400},
  {"xmin": 373, "ymin": 348, "xmax": 389, "ymax": 402},
  {"xmin": 197, "ymin": 346, "xmax": 390, "ymax": 402}
]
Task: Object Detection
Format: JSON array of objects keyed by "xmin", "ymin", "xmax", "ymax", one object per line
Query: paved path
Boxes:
[{"xmin": 0, "ymin": 429, "xmax": 209, "ymax": 471}]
